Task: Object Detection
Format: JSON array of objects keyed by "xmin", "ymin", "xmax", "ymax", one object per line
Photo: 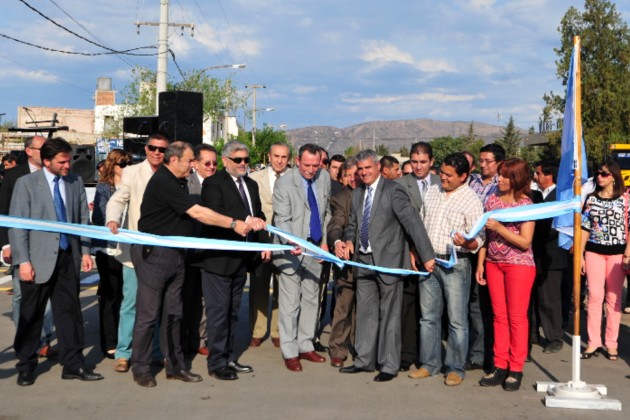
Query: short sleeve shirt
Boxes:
[{"xmin": 138, "ymin": 165, "xmax": 195, "ymax": 237}]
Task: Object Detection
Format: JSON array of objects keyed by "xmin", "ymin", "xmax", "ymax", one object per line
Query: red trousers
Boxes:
[{"xmin": 485, "ymin": 262, "xmax": 536, "ymax": 372}]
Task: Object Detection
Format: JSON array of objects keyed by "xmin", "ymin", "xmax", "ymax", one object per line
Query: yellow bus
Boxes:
[{"xmin": 609, "ymin": 144, "xmax": 630, "ymax": 187}]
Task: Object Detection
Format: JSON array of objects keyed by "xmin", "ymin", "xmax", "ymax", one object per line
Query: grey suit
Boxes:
[
  {"xmin": 397, "ymin": 173, "xmax": 441, "ymax": 214},
  {"xmin": 273, "ymin": 167, "xmax": 331, "ymax": 359},
  {"xmin": 344, "ymin": 176, "xmax": 434, "ymax": 375},
  {"xmin": 9, "ymin": 170, "xmax": 91, "ymax": 373}
]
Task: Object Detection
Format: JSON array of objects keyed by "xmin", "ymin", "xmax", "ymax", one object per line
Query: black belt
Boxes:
[{"xmin": 435, "ymin": 252, "xmax": 470, "ymax": 260}]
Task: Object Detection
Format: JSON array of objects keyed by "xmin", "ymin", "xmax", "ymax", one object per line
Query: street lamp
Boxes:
[
  {"xmin": 201, "ymin": 63, "xmax": 246, "ymax": 72},
  {"xmin": 251, "ymin": 107, "xmax": 275, "ymax": 146}
]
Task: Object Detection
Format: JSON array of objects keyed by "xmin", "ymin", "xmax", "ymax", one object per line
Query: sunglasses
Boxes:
[
  {"xmin": 596, "ymin": 170, "xmax": 612, "ymax": 178},
  {"xmin": 202, "ymin": 160, "xmax": 218, "ymax": 167},
  {"xmin": 147, "ymin": 145, "xmax": 167, "ymax": 153},
  {"xmin": 322, "ymin": 159, "xmax": 330, "ymax": 165},
  {"xmin": 116, "ymin": 161, "xmax": 133, "ymax": 168},
  {"xmin": 226, "ymin": 156, "xmax": 250, "ymax": 164}
]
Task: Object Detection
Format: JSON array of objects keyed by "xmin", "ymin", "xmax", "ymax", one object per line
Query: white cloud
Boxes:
[
  {"xmin": 361, "ymin": 40, "xmax": 414, "ymax": 66},
  {"xmin": 0, "ymin": 69, "xmax": 59, "ymax": 83},
  {"xmin": 342, "ymin": 92, "xmax": 484, "ymax": 105},
  {"xmin": 293, "ymin": 85, "xmax": 321, "ymax": 94},
  {"xmin": 416, "ymin": 59, "xmax": 457, "ymax": 73}
]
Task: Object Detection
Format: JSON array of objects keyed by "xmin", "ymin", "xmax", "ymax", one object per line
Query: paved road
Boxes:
[{"xmin": 0, "ymin": 271, "xmax": 627, "ymax": 419}]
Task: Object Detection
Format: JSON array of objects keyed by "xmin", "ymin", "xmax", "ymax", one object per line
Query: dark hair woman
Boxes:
[
  {"xmin": 475, "ymin": 158, "xmax": 536, "ymax": 391},
  {"xmin": 579, "ymin": 160, "xmax": 629, "ymax": 362},
  {"xmin": 91, "ymin": 149, "xmax": 133, "ymax": 358}
]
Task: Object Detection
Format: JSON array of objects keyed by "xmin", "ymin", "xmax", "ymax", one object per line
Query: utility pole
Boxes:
[
  {"xmin": 136, "ymin": 0, "xmax": 194, "ymax": 114},
  {"xmin": 245, "ymin": 84, "xmax": 265, "ymax": 146}
]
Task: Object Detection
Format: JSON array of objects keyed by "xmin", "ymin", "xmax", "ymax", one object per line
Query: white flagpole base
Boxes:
[{"xmin": 535, "ymin": 337, "xmax": 621, "ymax": 411}]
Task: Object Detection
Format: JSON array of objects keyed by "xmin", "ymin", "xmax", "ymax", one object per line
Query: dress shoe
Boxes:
[
  {"xmin": 271, "ymin": 337, "xmax": 280, "ymax": 347},
  {"xmin": 17, "ymin": 370, "xmax": 35, "ymax": 386},
  {"xmin": 209, "ymin": 366, "xmax": 238, "ymax": 380},
  {"xmin": 408, "ymin": 367, "xmax": 432, "ymax": 379},
  {"xmin": 134, "ymin": 373, "xmax": 157, "ymax": 387},
  {"xmin": 374, "ymin": 372, "xmax": 396, "ymax": 382},
  {"xmin": 105, "ymin": 350, "xmax": 116, "ymax": 359},
  {"xmin": 339, "ymin": 365, "xmax": 373, "ymax": 374},
  {"xmin": 543, "ymin": 341, "xmax": 563, "ymax": 354},
  {"xmin": 444, "ymin": 372, "xmax": 463, "ymax": 386},
  {"xmin": 249, "ymin": 337, "xmax": 263, "ymax": 347},
  {"xmin": 37, "ymin": 345, "xmax": 58, "ymax": 360},
  {"xmin": 313, "ymin": 341, "xmax": 329, "ymax": 353},
  {"xmin": 399, "ymin": 361, "xmax": 412, "ymax": 372},
  {"xmin": 62, "ymin": 367, "xmax": 104, "ymax": 381},
  {"xmin": 330, "ymin": 357, "xmax": 344, "ymax": 368},
  {"xmin": 284, "ymin": 357, "xmax": 303, "ymax": 372},
  {"xmin": 502, "ymin": 371, "xmax": 523, "ymax": 392},
  {"xmin": 299, "ymin": 351, "xmax": 326, "ymax": 363},
  {"xmin": 228, "ymin": 361, "xmax": 253, "ymax": 373},
  {"xmin": 113, "ymin": 358, "xmax": 129, "ymax": 372},
  {"xmin": 463, "ymin": 361, "xmax": 483, "ymax": 371},
  {"xmin": 166, "ymin": 370, "xmax": 203, "ymax": 382},
  {"xmin": 198, "ymin": 346, "xmax": 209, "ymax": 356}
]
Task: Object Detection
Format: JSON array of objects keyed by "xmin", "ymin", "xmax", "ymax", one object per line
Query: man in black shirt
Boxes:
[{"xmin": 130, "ymin": 141, "xmax": 264, "ymax": 388}]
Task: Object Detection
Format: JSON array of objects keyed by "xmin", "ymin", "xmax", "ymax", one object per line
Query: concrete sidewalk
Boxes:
[{"xmin": 0, "ymin": 280, "xmax": 627, "ymax": 419}]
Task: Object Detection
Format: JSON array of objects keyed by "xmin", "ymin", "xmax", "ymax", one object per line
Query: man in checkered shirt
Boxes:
[{"xmin": 408, "ymin": 153, "xmax": 484, "ymax": 387}]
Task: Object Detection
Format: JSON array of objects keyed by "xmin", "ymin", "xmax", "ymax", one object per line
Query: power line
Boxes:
[
  {"xmin": 17, "ymin": 0, "xmax": 156, "ymax": 56},
  {"xmin": 168, "ymin": 49, "xmax": 186, "ymax": 81},
  {"xmin": 46, "ymin": 0, "xmax": 136, "ymax": 67},
  {"xmin": 0, "ymin": 32, "xmax": 157, "ymax": 56}
]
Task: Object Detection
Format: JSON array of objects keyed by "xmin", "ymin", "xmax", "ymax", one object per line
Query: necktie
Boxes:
[
  {"xmin": 360, "ymin": 186, "xmax": 373, "ymax": 250},
  {"xmin": 307, "ymin": 180, "xmax": 322, "ymax": 243},
  {"xmin": 53, "ymin": 176, "xmax": 69, "ymax": 250},
  {"xmin": 421, "ymin": 179, "xmax": 428, "ymax": 198},
  {"xmin": 237, "ymin": 177, "xmax": 251, "ymax": 215}
]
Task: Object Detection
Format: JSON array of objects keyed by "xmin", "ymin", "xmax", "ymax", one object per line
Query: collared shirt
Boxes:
[
  {"xmin": 359, "ymin": 175, "xmax": 381, "ymax": 254},
  {"xmin": 541, "ymin": 184, "xmax": 556, "ymax": 200},
  {"xmin": 268, "ymin": 166, "xmax": 287, "ymax": 193},
  {"xmin": 231, "ymin": 174, "xmax": 253, "ymax": 215},
  {"xmin": 28, "ymin": 161, "xmax": 39, "ymax": 174},
  {"xmin": 422, "ymin": 183, "xmax": 485, "ymax": 255},
  {"xmin": 195, "ymin": 171, "xmax": 204, "ymax": 186},
  {"xmin": 415, "ymin": 175, "xmax": 430, "ymax": 198},
  {"xmin": 43, "ymin": 167, "xmax": 66, "ymax": 207},
  {"xmin": 469, "ymin": 173, "xmax": 498, "ymax": 205}
]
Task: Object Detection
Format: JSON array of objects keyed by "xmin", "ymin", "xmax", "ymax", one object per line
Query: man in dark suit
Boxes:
[
  {"xmin": 336, "ymin": 149, "xmax": 435, "ymax": 382},
  {"xmin": 327, "ymin": 157, "xmax": 361, "ymax": 367},
  {"xmin": 533, "ymin": 161, "xmax": 567, "ymax": 354},
  {"xmin": 396, "ymin": 141, "xmax": 440, "ymax": 371},
  {"xmin": 197, "ymin": 140, "xmax": 269, "ymax": 380},
  {"xmin": 9, "ymin": 137, "xmax": 103, "ymax": 386},
  {"xmin": 0, "ymin": 135, "xmax": 56, "ymax": 358},
  {"xmin": 181, "ymin": 144, "xmax": 218, "ymax": 358}
]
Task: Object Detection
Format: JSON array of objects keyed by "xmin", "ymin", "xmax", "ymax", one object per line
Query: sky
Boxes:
[{"xmin": 1, "ymin": 0, "xmax": 629, "ymax": 133}]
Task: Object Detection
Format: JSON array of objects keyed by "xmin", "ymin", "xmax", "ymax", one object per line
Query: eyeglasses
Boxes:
[
  {"xmin": 226, "ymin": 156, "xmax": 250, "ymax": 164},
  {"xmin": 147, "ymin": 145, "xmax": 167, "ymax": 153},
  {"xmin": 201, "ymin": 160, "xmax": 218, "ymax": 167},
  {"xmin": 322, "ymin": 159, "xmax": 330, "ymax": 165},
  {"xmin": 116, "ymin": 161, "xmax": 133, "ymax": 168},
  {"xmin": 27, "ymin": 147, "xmax": 41, "ymax": 150},
  {"xmin": 596, "ymin": 170, "xmax": 612, "ymax": 178},
  {"xmin": 479, "ymin": 159, "xmax": 496, "ymax": 165}
]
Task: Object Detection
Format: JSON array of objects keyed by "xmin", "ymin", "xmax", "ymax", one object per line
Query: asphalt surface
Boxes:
[{"xmin": 0, "ymin": 268, "xmax": 628, "ymax": 419}]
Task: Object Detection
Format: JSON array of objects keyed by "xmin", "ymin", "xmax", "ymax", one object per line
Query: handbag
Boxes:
[{"xmin": 624, "ymin": 193, "xmax": 630, "ymax": 275}]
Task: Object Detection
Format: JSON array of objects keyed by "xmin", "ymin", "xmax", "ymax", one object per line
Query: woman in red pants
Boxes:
[{"xmin": 476, "ymin": 158, "xmax": 536, "ymax": 391}]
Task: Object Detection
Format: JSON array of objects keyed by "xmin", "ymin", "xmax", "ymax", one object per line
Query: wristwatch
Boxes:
[{"xmin": 230, "ymin": 219, "xmax": 237, "ymax": 230}]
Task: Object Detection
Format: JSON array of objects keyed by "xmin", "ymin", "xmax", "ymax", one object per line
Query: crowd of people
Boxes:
[{"xmin": 0, "ymin": 134, "xmax": 627, "ymax": 391}]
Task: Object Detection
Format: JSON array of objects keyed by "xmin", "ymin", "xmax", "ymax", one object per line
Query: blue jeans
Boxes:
[
  {"xmin": 419, "ymin": 257, "xmax": 471, "ymax": 378},
  {"xmin": 12, "ymin": 273, "xmax": 53, "ymax": 349},
  {"xmin": 115, "ymin": 266, "xmax": 137, "ymax": 360}
]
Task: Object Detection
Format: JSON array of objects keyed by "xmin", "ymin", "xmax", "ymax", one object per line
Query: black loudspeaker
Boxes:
[
  {"xmin": 123, "ymin": 116, "xmax": 159, "ymax": 135},
  {"xmin": 158, "ymin": 91, "xmax": 203, "ymax": 145},
  {"xmin": 71, "ymin": 145, "xmax": 96, "ymax": 182},
  {"xmin": 123, "ymin": 136, "xmax": 148, "ymax": 157}
]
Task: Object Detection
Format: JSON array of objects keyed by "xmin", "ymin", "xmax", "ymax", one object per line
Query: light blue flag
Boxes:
[{"xmin": 552, "ymin": 45, "xmax": 588, "ymax": 250}]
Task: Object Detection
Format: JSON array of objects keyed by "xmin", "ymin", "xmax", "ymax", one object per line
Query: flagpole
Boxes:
[{"xmin": 571, "ymin": 35, "xmax": 583, "ymax": 386}]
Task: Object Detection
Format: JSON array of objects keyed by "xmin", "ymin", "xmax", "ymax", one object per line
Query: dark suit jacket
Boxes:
[
  {"xmin": 196, "ymin": 169, "xmax": 266, "ymax": 276},
  {"xmin": 0, "ymin": 164, "xmax": 31, "ymax": 246},
  {"xmin": 327, "ymin": 186, "xmax": 352, "ymax": 248},
  {"xmin": 533, "ymin": 188, "xmax": 568, "ymax": 271},
  {"xmin": 344, "ymin": 177, "xmax": 435, "ymax": 284}
]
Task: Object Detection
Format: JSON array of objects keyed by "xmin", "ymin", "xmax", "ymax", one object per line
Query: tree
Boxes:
[
  {"xmin": 543, "ymin": 0, "xmax": 630, "ymax": 164},
  {"xmin": 430, "ymin": 136, "xmax": 466, "ymax": 166},
  {"xmin": 399, "ymin": 146, "xmax": 409, "ymax": 157},
  {"xmin": 344, "ymin": 146, "xmax": 358, "ymax": 158},
  {"xmin": 497, "ymin": 116, "xmax": 521, "ymax": 158},
  {"xmin": 375, "ymin": 144, "xmax": 389, "ymax": 156}
]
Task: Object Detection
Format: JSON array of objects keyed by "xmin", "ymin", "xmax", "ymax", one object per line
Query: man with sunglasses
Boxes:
[
  {"xmin": 105, "ymin": 132, "xmax": 171, "ymax": 374},
  {"xmin": 194, "ymin": 140, "xmax": 267, "ymax": 380},
  {"xmin": 181, "ymin": 144, "xmax": 218, "ymax": 358}
]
